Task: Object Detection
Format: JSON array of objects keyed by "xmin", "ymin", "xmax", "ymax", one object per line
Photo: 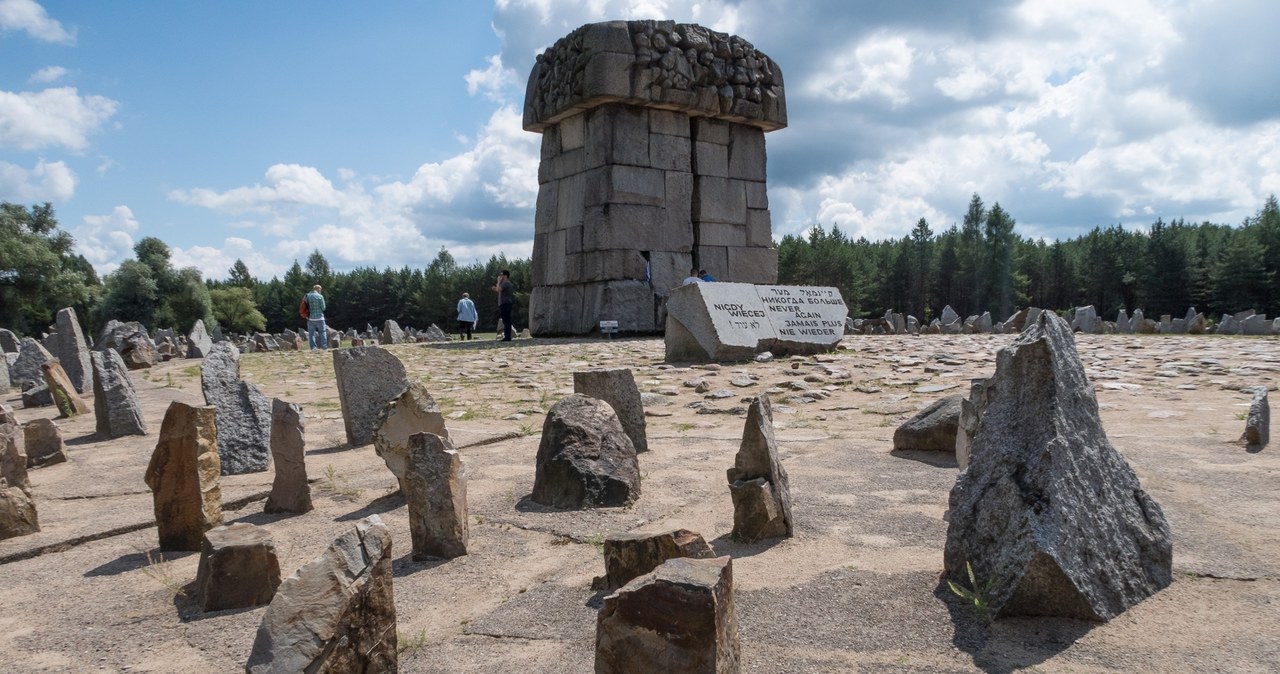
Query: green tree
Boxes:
[
  {"xmin": 228, "ymin": 259, "xmax": 255, "ymax": 288},
  {"xmin": 210, "ymin": 286, "xmax": 267, "ymax": 333},
  {"xmin": 98, "ymin": 260, "xmax": 161, "ymax": 327},
  {"xmin": 0, "ymin": 202, "xmax": 100, "ymax": 335},
  {"xmin": 984, "ymin": 202, "xmax": 1016, "ymax": 318}
]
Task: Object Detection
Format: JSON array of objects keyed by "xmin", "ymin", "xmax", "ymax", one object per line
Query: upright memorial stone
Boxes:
[
  {"xmin": 186, "ymin": 319, "xmax": 214, "ymax": 358},
  {"xmin": 200, "ymin": 342, "xmax": 271, "ymax": 475},
  {"xmin": 524, "ymin": 20, "xmax": 787, "ymax": 335},
  {"xmin": 404, "ymin": 432, "xmax": 468, "ymax": 560},
  {"xmin": 10, "ymin": 338, "xmax": 53, "ymax": 388},
  {"xmin": 573, "ymin": 369, "xmax": 649, "ymax": 454},
  {"xmin": 333, "ymin": 346, "xmax": 409, "ymax": 447},
  {"xmin": 91, "ymin": 350, "xmax": 148, "ymax": 438},
  {"xmin": 265, "ymin": 399, "xmax": 311, "ymax": 514},
  {"xmin": 145, "ymin": 402, "xmax": 223, "ymax": 551},
  {"xmin": 48, "ymin": 308, "xmax": 92, "ymax": 393},
  {"xmin": 665, "ymin": 282, "xmax": 847, "ymax": 362}
]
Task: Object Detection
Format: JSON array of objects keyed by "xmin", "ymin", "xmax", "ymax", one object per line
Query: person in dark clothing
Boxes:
[{"xmin": 493, "ymin": 269, "xmax": 514, "ymax": 341}]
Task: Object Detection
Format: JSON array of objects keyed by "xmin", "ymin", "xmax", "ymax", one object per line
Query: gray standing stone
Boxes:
[
  {"xmin": 0, "ymin": 329, "xmax": 18, "ymax": 353},
  {"xmin": 532, "ymin": 394, "xmax": 640, "ymax": 509},
  {"xmin": 596, "ymin": 556, "xmax": 739, "ymax": 674},
  {"xmin": 333, "ymin": 346, "xmax": 409, "ymax": 447},
  {"xmin": 187, "ymin": 319, "xmax": 214, "ymax": 358},
  {"xmin": 195, "ymin": 522, "xmax": 282, "ymax": 612},
  {"xmin": 21, "ymin": 380, "xmax": 51, "ymax": 408},
  {"xmin": 10, "ymin": 338, "xmax": 53, "ymax": 387},
  {"xmin": 265, "ymin": 399, "xmax": 311, "ymax": 514},
  {"xmin": 0, "ymin": 420, "xmax": 29, "ymax": 493},
  {"xmin": 145, "ymin": 401, "xmax": 223, "ymax": 551},
  {"xmin": 404, "ymin": 432, "xmax": 468, "ymax": 560},
  {"xmin": 727, "ymin": 396, "xmax": 792, "ymax": 542},
  {"xmin": 91, "ymin": 350, "xmax": 147, "ymax": 438},
  {"xmin": 47, "ymin": 308, "xmax": 92, "ymax": 393},
  {"xmin": 1240, "ymin": 387, "xmax": 1269, "ymax": 450},
  {"xmin": 945, "ymin": 312, "xmax": 1173, "ymax": 621},
  {"xmin": 598, "ymin": 529, "xmax": 715, "ymax": 591},
  {"xmin": 1115, "ymin": 309, "xmax": 1131, "ymax": 334},
  {"xmin": 1071, "ymin": 305, "xmax": 1100, "ymax": 333},
  {"xmin": 23, "ymin": 418, "xmax": 66, "ymax": 468},
  {"xmin": 97, "ymin": 320, "xmax": 157, "ymax": 370},
  {"xmin": 0, "ymin": 356, "xmax": 8, "ymax": 391},
  {"xmin": 424, "ymin": 324, "xmax": 449, "ymax": 342},
  {"xmin": 43, "ymin": 360, "xmax": 90, "ymax": 417},
  {"xmin": 1242, "ymin": 313, "xmax": 1270, "ymax": 336},
  {"xmin": 0, "ymin": 479, "xmax": 39, "ymax": 540},
  {"xmin": 246, "ymin": 515, "xmax": 396, "ymax": 674},
  {"xmin": 381, "ymin": 320, "xmax": 405, "ymax": 345},
  {"xmin": 940, "ymin": 305, "xmax": 959, "ymax": 326},
  {"xmin": 893, "ymin": 395, "xmax": 962, "ymax": 453},
  {"xmin": 373, "ymin": 382, "xmax": 449, "ymax": 491},
  {"xmin": 200, "ymin": 342, "xmax": 271, "ymax": 475},
  {"xmin": 574, "ymin": 369, "xmax": 649, "ymax": 454}
]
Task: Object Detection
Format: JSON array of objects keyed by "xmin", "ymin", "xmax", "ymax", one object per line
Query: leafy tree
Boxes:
[
  {"xmin": 959, "ymin": 193, "xmax": 986, "ymax": 314},
  {"xmin": 98, "ymin": 260, "xmax": 161, "ymax": 327},
  {"xmin": 0, "ymin": 202, "xmax": 100, "ymax": 335},
  {"xmin": 228, "ymin": 259, "xmax": 255, "ymax": 288},
  {"xmin": 984, "ymin": 203, "xmax": 1016, "ymax": 318},
  {"xmin": 210, "ymin": 287, "xmax": 267, "ymax": 333}
]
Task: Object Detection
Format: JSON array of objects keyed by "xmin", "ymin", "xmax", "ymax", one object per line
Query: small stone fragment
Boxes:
[
  {"xmin": 532, "ymin": 394, "xmax": 640, "ymax": 509},
  {"xmin": 0, "ymin": 478, "xmax": 39, "ymax": 540},
  {"xmin": 599, "ymin": 529, "xmax": 715, "ymax": 590},
  {"xmin": 145, "ymin": 402, "xmax": 223, "ymax": 551},
  {"xmin": 23, "ymin": 418, "xmax": 66, "ymax": 468},
  {"xmin": 373, "ymin": 382, "xmax": 449, "ymax": 491},
  {"xmin": 1240, "ymin": 387, "xmax": 1269, "ymax": 450},
  {"xmin": 333, "ymin": 346, "xmax": 409, "ymax": 447},
  {"xmin": 265, "ymin": 399, "xmax": 311, "ymax": 514},
  {"xmin": 892, "ymin": 395, "xmax": 962, "ymax": 453},
  {"xmin": 404, "ymin": 432, "xmax": 468, "ymax": 560},
  {"xmin": 195, "ymin": 522, "xmax": 282, "ymax": 612}
]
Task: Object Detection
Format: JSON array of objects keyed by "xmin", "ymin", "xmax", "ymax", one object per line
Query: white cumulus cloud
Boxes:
[
  {"xmin": 0, "ymin": 0, "xmax": 74, "ymax": 44},
  {"xmin": 72, "ymin": 205, "xmax": 139, "ymax": 275},
  {"xmin": 0, "ymin": 158, "xmax": 76, "ymax": 202},
  {"xmin": 0, "ymin": 87, "xmax": 119, "ymax": 151},
  {"xmin": 28, "ymin": 65, "xmax": 68, "ymax": 84}
]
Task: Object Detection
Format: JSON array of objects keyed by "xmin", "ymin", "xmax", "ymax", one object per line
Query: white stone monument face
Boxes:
[{"xmin": 665, "ymin": 282, "xmax": 847, "ymax": 362}]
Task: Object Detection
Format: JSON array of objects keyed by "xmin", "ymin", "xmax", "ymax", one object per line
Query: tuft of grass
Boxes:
[
  {"xmin": 673, "ymin": 422, "xmax": 695, "ymax": 432},
  {"xmin": 397, "ymin": 628, "xmax": 428, "ymax": 656},
  {"xmin": 587, "ymin": 532, "xmax": 605, "ymax": 555},
  {"xmin": 181, "ymin": 364, "xmax": 201, "ymax": 378},
  {"xmin": 141, "ymin": 550, "xmax": 187, "ymax": 597},
  {"xmin": 317, "ymin": 464, "xmax": 364, "ymax": 500},
  {"xmin": 946, "ymin": 560, "xmax": 995, "ymax": 624},
  {"xmin": 53, "ymin": 388, "xmax": 77, "ymax": 418},
  {"xmin": 516, "ymin": 421, "xmax": 537, "ymax": 437}
]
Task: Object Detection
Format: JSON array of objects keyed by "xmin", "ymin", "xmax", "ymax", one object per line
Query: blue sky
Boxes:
[{"xmin": 2, "ymin": 0, "xmax": 1278, "ymax": 281}]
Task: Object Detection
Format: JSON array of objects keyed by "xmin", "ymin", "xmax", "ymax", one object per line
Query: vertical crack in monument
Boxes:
[{"xmin": 523, "ymin": 20, "xmax": 787, "ymax": 335}]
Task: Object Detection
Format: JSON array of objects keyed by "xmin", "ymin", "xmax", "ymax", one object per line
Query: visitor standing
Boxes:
[
  {"xmin": 304, "ymin": 284, "xmax": 328, "ymax": 350},
  {"xmin": 682, "ymin": 268, "xmax": 703, "ymax": 285},
  {"xmin": 456, "ymin": 292, "xmax": 478, "ymax": 340},
  {"xmin": 494, "ymin": 270, "xmax": 514, "ymax": 341}
]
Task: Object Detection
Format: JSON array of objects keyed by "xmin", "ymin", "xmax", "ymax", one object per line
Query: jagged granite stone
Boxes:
[
  {"xmin": 0, "ymin": 420, "xmax": 30, "ymax": 493},
  {"xmin": 0, "ymin": 329, "xmax": 18, "ymax": 353},
  {"xmin": 944, "ymin": 311, "xmax": 1173, "ymax": 621},
  {"xmin": 48, "ymin": 307, "xmax": 92, "ymax": 393},
  {"xmin": 265, "ymin": 399, "xmax": 311, "ymax": 514},
  {"xmin": 246, "ymin": 515, "xmax": 396, "ymax": 674},
  {"xmin": 596, "ymin": 556, "xmax": 739, "ymax": 674},
  {"xmin": 187, "ymin": 319, "xmax": 214, "ymax": 358},
  {"xmin": 23, "ymin": 418, "xmax": 66, "ymax": 468},
  {"xmin": 10, "ymin": 337, "xmax": 53, "ymax": 387},
  {"xmin": 333, "ymin": 346, "xmax": 409, "ymax": 447},
  {"xmin": 532, "ymin": 394, "xmax": 639, "ymax": 509},
  {"xmin": 893, "ymin": 395, "xmax": 962, "ymax": 453},
  {"xmin": 42, "ymin": 360, "xmax": 90, "ymax": 417},
  {"xmin": 574, "ymin": 368, "xmax": 649, "ymax": 454},
  {"xmin": 145, "ymin": 402, "xmax": 223, "ymax": 551},
  {"xmin": 404, "ymin": 432, "xmax": 468, "ymax": 560},
  {"xmin": 381, "ymin": 320, "xmax": 405, "ymax": 345},
  {"xmin": 201, "ymin": 342, "xmax": 271, "ymax": 475},
  {"xmin": 372, "ymin": 382, "xmax": 449, "ymax": 491},
  {"xmin": 598, "ymin": 529, "xmax": 715, "ymax": 590},
  {"xmin": 1241, "ymin": 387, "xmax": 1269, "ymax": 450},
  {"xmin": 195, "ymin": 522, "xmax": 282, "ymax": 612},
  {"xmin": 92, "ymin": 349, "xmax": 147, "ymax": 438},
  {"xmin": 0, "ymin": 479, "xmax": 39, "ymax": 540},
  {"xmin": 955, "ymin": 378, "xmax": 994, "ymax": 471},
  {"xmin": 727, "ymin": 396, "xmax": 792, "ymax": 542}
]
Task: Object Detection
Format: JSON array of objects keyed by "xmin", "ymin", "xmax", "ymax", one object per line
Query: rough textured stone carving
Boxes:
[
  {"xmin": 11, "ymin": 338, "xmax": 53, "ymax": 388},
  {"xmin": 91, "ymin": 349, "xmax": 148, "ymax": 438},
  {"xmin": 574, "ymin": 368, "xmax": 648, "ymax": 454},
  {"xmin": 892, "ymin": 396, "xmax": 962, "ymax": 453},
  {"xmin": 532, "ymin": 394, "xmax": 640, "ymax": 508},
  {"xmin": 404, "ymin": 432, "xmax": 468, "ymax": 560},
  {"xmin": 42, "ymin": 360, "xmax": 90, "ymax": 417},
  {"xmin": 525, "ymin": 21, "xmax": 786, "ymax": 336},
  {"xmin": 48, "ymin": 308, "xmax": 92, "ymax": 393},
  {"xmin": 246, "ymin": 516, "xmax": 396, "ymax": 674},
  {"xmin": 195, "ymin": 522, "xmax": 281, "ymax": 612},
  {"xmin": 944, "ymin": 312, "xmax": 1173, "ymax": 621},
  {"xmin": 186, "ymin": 319, "xmax": 214, "ymax": 358},
  {"xmin": 1241, "ymin": 387, "xmax": 1269, "ymax": 450},
  {"xmin": 265, "ymin": 399, "xmax": 311, "ymax": 514},
  {"xmin": 145, "ymin": 402, "xmax": 223, "ymax": 551},
  {"xmin": 333, "ymin": 346, "xmax": 409, "ymax": 447},
  {"xmin": 23, "ymin": 418, "xmax": 66, "ymax": 468},
  {"xmin": 727, "ymin": 396, "xmax": 792, "ymax": 542},
  {"xmin": 0, "ymin": 479, "xmax": 39, "ymax": 540},
  {"xmin": 599, "ymin": 529, "xmax": 714, "ymax": 590},
  {"xmin": 381, "ymin": 320, "xmax": 405, "ymax": 345},
  {"xmin": 373, "ymin": 382, "xmax": 449, "ymax": 491},
  {"xmin": 201, "ymin": 342, "xmax": 271, "ymax": 475},
  {"xmin": 665, "ymin": 282, "xmax": 847, "ymax": 361},
  {"xmin": 596, "ymin": 556, "xmax": 739, "ymax": 673}
]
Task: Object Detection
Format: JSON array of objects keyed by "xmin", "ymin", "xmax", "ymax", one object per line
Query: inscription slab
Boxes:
[{"xmin": 665, "ymin": 282, "xmax": 847, "ymax": 361}]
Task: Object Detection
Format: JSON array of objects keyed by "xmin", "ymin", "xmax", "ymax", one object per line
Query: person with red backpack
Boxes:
[{"xmin": 301, "ymin": 284, "xmax": 328, "ymax": 350}]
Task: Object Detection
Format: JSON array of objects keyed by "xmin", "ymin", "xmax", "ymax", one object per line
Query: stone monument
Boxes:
[{"xmin": 524, "ymin": 20, "xmax": 786, "ymax": 335}]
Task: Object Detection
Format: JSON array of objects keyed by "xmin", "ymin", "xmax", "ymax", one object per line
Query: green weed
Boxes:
[{"xmin": 946, "ymin": 560, "xmax": 995, "ymax": 624}]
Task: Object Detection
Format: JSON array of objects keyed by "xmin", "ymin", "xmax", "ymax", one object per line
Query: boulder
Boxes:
[
  {"xmin": 574, "ymin": 368, "xmax": 649, "ymax": 454},
  {"xmin": 0, "ymin": 420, "xmax": 29, "ymax": 492},
  {"xmin": 144, "ymin": 402, "xmax": 223, "ymax": 551},
  {"xmin": 0, "ymin": 328, "xmax": 18, "ymax": 353},
  {"xmin": 253, "ymin": 333, "xmax": 280, "ymax": 352},
  {"xmin": 1240, "ymin": 387, "xmax": 1269, "ymax": 450},
  {"xmin": 424, "ymin": 324, "xmax": 449, "ymax": 342},
  {"xmin": 246, "ymin": 516, "xmax": 397, "ymax": 674},
  {"xmin": 381, "ymin": 320, "xmax": 405, "ymax": 345},
  {"xmin": 532, "ymin": 394, "xmax": 640, "ymax": 509},
  {"xmin": 23, "ymin": 418, "xmax": 66, "ymax": 468},
  {"xmin": 195, "ymin": 522, "xmax": 282, "ymax": 612},
  {"xmin": 265, "ymin": 399, "xmax": 312, "ymax": 514},
  {"xmin": 201, "ymin": 342, "xmax": 271, "ymax": 475},
  {"xmin": 598, "ymin": 529, "xmax": 715, "ymax": 590},
  {"xmin": 42, "ymin": 360, "xmax": 90, "ymax": 417},
  {"xmin": 47, "ymin": 307, "xmax": 92, "ymax": 393},
  {"xmin": 372, "ymin": 382, "xmax": 448, "ymax": 491},
  {"xmin": 596, "ymin": 556, "xmax": 739, "ymax": 674},
  {"xmin": 186, "ymin": 319, "xmax": 214, "ymax": 358},
  {"xmin": 664, "ymin": 282, "xmax": 847, "ymax": 361},
  {"xmin": 1071, "ymin": 305, "xmax": 1100, "ymax": 333},
  {"xmin": 1136, "ymin": 318, "xmax": 1158, "ymax": 334},
  {"xmin": 1242, "ymin": 313, "xmax": 1270, "ymax": 336},
  {"xmin": 0, "ymin": 479, "xmax": 39, "ymax": 540},
  {"xmin": 333, "ymin": 346, "xmax": 409, "ymax": 447},
  {"xmin": 404, "ymin": 433, "xmax": 468, "ymax": 560},
  {"xmin": 893, "ymin": 395, "xmax": 962, "ymax": 453},
  {"xmin": 727, "ymin": 396, "xmax": 793, "ymax": 542},
  {"xmin": 21, "ymin": 380, "xmax": 51, "ymax": 408},
  {"xmin": 10, "ymin": 337, "xmax": 53, "ymax": 387},
  {"xmin": 944, "ymin": 311, "xmax": 1173, "ymax": 621},
  {"xmin": 940, "ymin": 305, "xmax": 959, "ymax": 326},
  {"xmin": 91, "ymin": 349, "xmax": 148, "ymax": 438}
]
